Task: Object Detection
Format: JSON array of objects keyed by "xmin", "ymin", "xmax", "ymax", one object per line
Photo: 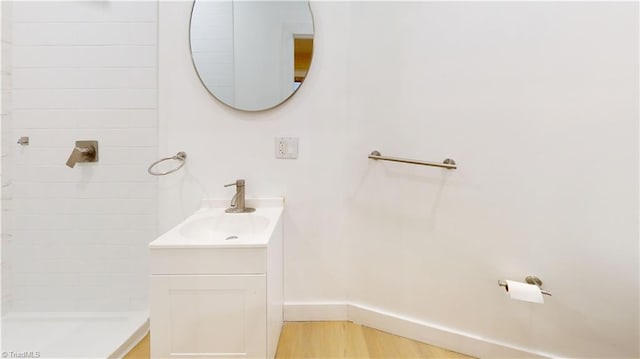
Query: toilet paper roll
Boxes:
[{"xmin": 506, "ymin": 280, "xmax": 544, "ymax": 304}]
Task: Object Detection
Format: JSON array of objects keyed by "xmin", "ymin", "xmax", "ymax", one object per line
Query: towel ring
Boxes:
[{"xmin": 148, "ymin": 151, "xmax": 187, "ymax": 176}]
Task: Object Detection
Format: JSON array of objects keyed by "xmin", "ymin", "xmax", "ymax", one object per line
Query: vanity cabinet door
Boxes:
[{"xmin": 150, "ymin": 274, "xmax": 267, "ymax": 359}]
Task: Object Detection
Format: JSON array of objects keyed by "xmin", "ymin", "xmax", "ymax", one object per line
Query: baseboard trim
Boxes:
[
  {"xmin": 284, "ymin": 301, "xmax": 556, "ymax": 358},
  {"xmin": 112, "ymin": 317, "xmax": 150, "ymax": 359},
  {"xmin": 283, "ymin": 302, "xmax": 348, "ymax": 321}
]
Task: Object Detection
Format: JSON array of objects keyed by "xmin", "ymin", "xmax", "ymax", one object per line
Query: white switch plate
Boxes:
[{"xmin": 275, "ymin": 137, "xmax": 298, "ymax": 159}]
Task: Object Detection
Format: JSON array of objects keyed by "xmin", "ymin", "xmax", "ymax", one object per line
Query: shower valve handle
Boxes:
[{"xmin": 66, "ymin": 141, "xmax": 99, "ymax": 168}]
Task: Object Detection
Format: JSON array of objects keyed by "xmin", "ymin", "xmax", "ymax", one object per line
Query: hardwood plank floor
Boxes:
[
  {"xmin": 124, "ymin": 322, "xmax": 474, "ymax": 358},
  {"xmin": 123, "ymin": 332, "xmax": 150, "ymax": 359},
  {"xmin": 276, "ymin": 322, "xmax": 474, "ymax": 359}
]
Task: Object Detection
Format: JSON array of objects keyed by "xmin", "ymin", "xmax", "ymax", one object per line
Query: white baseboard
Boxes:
[
  {"xmin": 283, "ymin": 302, "xmax": 348, "ymax": 321},
  {"xmin": 112, "ymin": 317, "xmax": 150, "ymax": 359},
  {"xmin": 284, "ymin": 301, "xmax": 556, "ymax": 359}
]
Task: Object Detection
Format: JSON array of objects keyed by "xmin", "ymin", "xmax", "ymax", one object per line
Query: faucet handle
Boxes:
[
  {"xmin": 66, "ymin": 141, "xmax": 97, "ymax": 168},
  {"xmin": 224, "ymin": 179, "xmax": 245, "ymax": 188},
  {"xmin": 66, "ymin": 147, "xmax": 85, "ymax": 168}
]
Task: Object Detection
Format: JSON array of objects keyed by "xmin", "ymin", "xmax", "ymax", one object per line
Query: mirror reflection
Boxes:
[{"xmin": 190, "ymin": 0, "xmax": 315, "ymax": 111}]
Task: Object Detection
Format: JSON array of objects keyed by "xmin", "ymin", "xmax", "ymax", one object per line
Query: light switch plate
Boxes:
[{"xmin": 275, "ymin": 137, "xmax": 298, "ymax": 159}]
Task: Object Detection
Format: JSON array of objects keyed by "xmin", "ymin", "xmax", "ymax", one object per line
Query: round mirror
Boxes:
[{"xmin": 190, "ymin": 0, "xmax": 315, "ymax": 112}]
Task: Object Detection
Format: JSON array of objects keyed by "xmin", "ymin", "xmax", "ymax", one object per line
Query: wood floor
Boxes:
[
  {"xmin": 124, "ymin": 321, "xmax": 474, "ymax": 358},
  {"xmin": 123, "ymin": 332, "xmax": 150, "ymax": 359},
  {"xmin": 276, "ymin": 322, "xmax": 473, "ymax": 358}
]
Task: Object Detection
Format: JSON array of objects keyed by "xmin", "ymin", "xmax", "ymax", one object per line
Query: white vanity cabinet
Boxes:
[
  {"xmin": 150, "ymin": 273, "xmax": 266, "ymax": 358},
  {"xmin": 149, "ymin": 201, "xmax": 283, "ymax": 359}
]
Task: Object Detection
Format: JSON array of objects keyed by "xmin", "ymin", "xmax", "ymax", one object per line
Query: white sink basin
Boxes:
[
  {"xmin": 149, "ymin": 198, "xmax": 283, "ymax": 248},
  {"xmin": 179, "ymin": 213, "xmax": 270, "ymax": 241}
]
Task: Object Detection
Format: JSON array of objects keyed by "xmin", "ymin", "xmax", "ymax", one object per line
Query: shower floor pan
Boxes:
[{"xmin": 1, "ymin": 311, "xmax": 148, "ymax": 358}]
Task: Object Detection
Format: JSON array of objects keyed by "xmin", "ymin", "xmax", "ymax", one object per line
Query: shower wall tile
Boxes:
[
  {"xmin": 12, "ymin": 165, "xmax": 151, "ymax": 183},
  {"xmin": 7, "ymin": 1, "xmax": 158, "ymax": 312},
  {"xmin": 8, "ymin": 128, "xmax": 157, "ymax": 147},
  {"xmin": 12, "ymin": 68, "xmax": 157, "ymax": 89},
  {"xmin": 13, "ymin": 22, "xmax": 156, "ymax": 46},
  {"xmin": 13, "ymin": 46, "xmax": 156, "ymax": 68},
  {"xmin": 12, "ymin": 89, "xmax": 157, "ymax": 109},
  {"xmin": 11, "ymin": 182, "xmax": 155, "ymax": 199},
  {"xmin": 12, "ymin": 1, "xmax": 156, "ymax": 22},
  {"xmin": 0, "ymin": 90, "xmax": 10, "ymax": 116},
  {"xmin": 11, "ymin": 214, "xmax": 155, "ymax": 231},
  {"xmin": 1, "ymin": 71, "xmax": 11, "ymax": 93},
  {"xmin": 12, "ymin": 198, "xmax": 155, "ymax": 215},
  {"xmin": 12, "ymin": 147, "xmax": 157, "ymax": 166},
  {"xmin": 11, "ymin": 230, "xmax": 155, "ymax": 245},
  {"xmin": 13, "ymin": 109, "xmax": 157, "ymax": 129}
]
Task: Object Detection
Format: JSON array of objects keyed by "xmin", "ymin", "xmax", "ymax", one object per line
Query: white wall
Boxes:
[
  {"xmin": 159, "ymin": 1, "xmax": 638, "ymax": 357},
  {"xmin": 344, "ymin": 3, "xmax": 638, "ymax": 357},
  {"xmin": 4, "ymin": 1, "xmax": 158, "ymax": 312},
  {"xmin": 159, "ymin": 0, "xmax": 350, "ymax": 303}
]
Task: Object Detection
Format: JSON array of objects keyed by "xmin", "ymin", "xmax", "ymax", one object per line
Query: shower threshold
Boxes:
[{"xmin": 1, "ymin": 311, "xmax": 149, "ymax": 359}]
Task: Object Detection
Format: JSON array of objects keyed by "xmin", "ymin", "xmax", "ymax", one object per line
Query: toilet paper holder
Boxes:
[{"xmin": 498, "ymin": 276, "xmax": 552, "ymax": 296}]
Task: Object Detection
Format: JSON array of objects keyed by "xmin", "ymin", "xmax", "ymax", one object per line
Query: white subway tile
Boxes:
[
  {"xmin": 10, "ymin": 128, "xmax": 157, "ymax": 148},
  {"xmin": 13, "ymin": 109, "xmax": 157, "ymax": 129},
  {"xmin": 12, "ymin": 286, "xmax": 53, "ymax": 300},
  {"xmin": 2, "ymin": 71, "xmax": 12, "ymax": 89},
  {"xmin": 11, "ymin": 298, "xmax": 74, "ymax": 312},
  {"xmin": 90, "ymin": 258, "xmax": 137, "ymax": 274},
  {"xmin": 13, "ymin": 273, "xmax": 79, "ymax": 287},
  {"xmin": 13, "ymin": 68, "xmax": 157, "ymax": 89},
  {"xmin": 13, "ymin": 2, "xmax": 157, "ymax": 23},
  {"xmin": 12, "ymin": 89, "xmax": 157, "ymax": 109},
  {"xmin": 10, "ymin": 258, "xmax": 49, "ymax": 274},
  {"xmin": 13, "ymin": 46, "xmax": 156, "ymax": 68},
  {"xmin": 36, "ymin": 258, "xmax": 135, "ymax": 275},
  {"xmin": 45, "ymin": 284, "xmax": 100, "ymax": 299},
  {"xmin": 11, "ymin": 243, "xmax": 135, "ymax": 263},
  {"xmin": 7, "ymin": 0, "xmax": 158, "ymax": 312},
  {"xmin": 12, "ymin": 182, "xmax": 156, "ymax": 199},
  {"xmin": 1, "ymin": 200, "xmax": 13, "ymax": 213},
  {"xmin": 10, "ymin": 128, "xmax": 157, "ymax": 147},
  {"xmin": 1, "ymin": 2, "xmax": 13, "ymax": 40},
  {"xmin": 8, "ymin": 243, "xmax": 46, "ymax": 261},
  {"xmin": 74, "ymin": 273, "xmax": 133, "ymax": 288},
  {"xmin": 2, "ymin": 44, "xmax": 12, "ymax": 69},
  {"xmin": 12, "ymin": 165, "xmax": 153, "ymax": 183},
  {"xmin": 13, "ymin": 147, "xmax": 158, "ymax": 166},
  {"xmin": 12, "ymin": 198, "xmax": 156, "ymax": 215},
  {"xmin": 1, "ymin": 91, "xmax": 12, "ymax": 115},
  {"xmin": 11, "ymin": 213, "xmax": 155, "ymax": 231},
  {"xmin": 11, "ymin": 229, "xmax": 156, "ymax": 245},
  {"xmin": 12, "ymin": 181, "xmax": 156, "ymax": 200},
  {"xmin": 13, "ymin": 23, "xmax": 157, "ymax": 46}
]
